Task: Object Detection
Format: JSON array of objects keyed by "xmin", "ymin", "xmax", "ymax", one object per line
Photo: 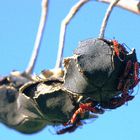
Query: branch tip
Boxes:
[
  {"xmin": 25, "ymin": 0, "xmax": 49, "ymax": 75},
  {"xmin": 99, "ymin": 0, "xmax": 120, "ymax": 38},
  {"xmin": 55, "ymin": 0, "xmax": 89, "ymax": 69}
]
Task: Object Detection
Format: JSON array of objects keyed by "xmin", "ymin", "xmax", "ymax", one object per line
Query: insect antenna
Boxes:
[{"xmin": 122, "ymin": 43, "xmax": 132, "ymax": 52}]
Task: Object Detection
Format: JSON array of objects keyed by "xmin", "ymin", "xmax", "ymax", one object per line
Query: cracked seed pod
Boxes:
[
  {"xmin": 20, "ymin": 78, "xmax": 74, "ymax": 122},
  {"xmin": 0, "ymin": 72, "xmax": 89, "ymax": 134},
  {"xmin": 0, "ymin": 86, "xmax": 47, "ymax": 134},
  {"xmin": 15, "ymin": 78, "xmax": 89, "ymax": 134},
  {"xmin": 0, "ymin": 73, "xmax": 48, "ymax": 134},
  {"xmin": 63, "ymin": 38, "xmax": 138, "ymax": 104}
]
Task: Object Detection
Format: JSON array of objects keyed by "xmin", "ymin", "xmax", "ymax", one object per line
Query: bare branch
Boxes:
[
  {"xmin": 99, "ymin": 0, "xmax": 120, "ymax": 38},
  {"xmin": 98, "ymin": 0, "xmax": 140, "ymax": 15},
  {"xmin": 55, "ymin": 0, "xmax": 89, "ymax": 69},
  {"xmin": 25, "ymin": 0, "xmax": 49, "ymax": 75}
]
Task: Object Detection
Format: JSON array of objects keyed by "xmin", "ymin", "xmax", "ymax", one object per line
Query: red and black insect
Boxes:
[{"xmin": 59, "ymin": 38, "xmax": 140, "ymax": 134}]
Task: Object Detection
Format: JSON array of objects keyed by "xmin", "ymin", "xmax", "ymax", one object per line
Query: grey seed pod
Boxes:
[{"xmin": 63, "ymin": 38, "xmax": 138, "ymax": 103}]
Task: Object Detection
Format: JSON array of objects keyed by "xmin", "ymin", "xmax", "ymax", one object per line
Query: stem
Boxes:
[
  {"xmin": 98, "ymin": 0, "xmax": 140, "ymax": 15},
  {"xmin": 99, "ymin": 0, "xmax": 120, "ymax": 38},
  {"xmin": 25, "ymin": 0, "xmax": 49, "ymax": 75},
  {"xmin": 55, "ymin": 0, "xmax": 89, "ymax": 69}
]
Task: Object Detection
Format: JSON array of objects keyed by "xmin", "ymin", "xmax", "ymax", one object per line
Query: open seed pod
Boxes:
[
  {"xmin": 0, "ymin": 72, "xmax": 48, "ymax": 134},
  {"xmin": 16, "ymin": 78, "xmax": 89, "ymax": 134},
  {"xmin": 0, "ymin": 74, "xmax": 47, "ymax": 134},
  {"xmin": 20, "ymin": 78, "xmax": 74, "ymax": 122},
  {"xmin": 63, "ymin": 38, "xmax": 139, "ymax": 107},
  {"xmin": 0, "ymin": 72, "xmax": 91, "ymax": 134},
  {"xmin": 0, "ymin": 86, "xmax": 47, "ymax": 134}
]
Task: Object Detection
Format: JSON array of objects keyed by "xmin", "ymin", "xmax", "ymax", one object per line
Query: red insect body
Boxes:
[
  {"xmin": 134, "ymin": 62, "xmax": 140, "ymax": 86},
  {"xmin": 109, "ymin": 40, "xmax": 140, "ymax": 109},
  {"xmin": 124, "ymin": 60, "xmax": 132, "ymax": 77},
  {"xmin": 112, "ymin": 40, "xmax": 126, "ymax": 61},
  {"xmin": 70, "ymin": 107, "xmax": 84, "ymax": 124},
  {"xmin": 117, "ymin": 60, "xmax": 132, "ymax": 91},
  {"xmin": 69, "ymin": 102, "xmax": 94, "ymax": 124},
  {"xmin": 112, "ymin": 40, "xmax": 120, "ymax": 57},
  {"xmin": 58, "ymin": 40, "xmax": 139, "ymax": 134},
  {"xmin": 64, "ymin": 102, "xmax": 104, "ymax": 126},
  {"xmin": 115, "ymin": 60, "xmax": 134, "ymax": 107}
]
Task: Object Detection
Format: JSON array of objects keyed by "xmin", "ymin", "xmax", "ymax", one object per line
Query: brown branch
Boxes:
[
  {"xmin": 99, "ymin": 0, "xmax": 120, "ymax": 38},
  {"xmin": 25, "ymin": 0, "xmax": 49, "ymax": 75},
  {"xmin": 98, "ymin": 0, "xmax": 140, "ymax": 15},
  {"xmin": 55, "ymin": 0, "xmax": 89, "ymax": 69}
]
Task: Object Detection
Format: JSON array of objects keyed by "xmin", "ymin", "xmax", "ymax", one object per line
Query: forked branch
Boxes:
[
  {"xmin": 25, "ymin": 0, "xmax": 139, "ymax": 74},
  {"xmin": 99, "ymin": 0, "xmax": 120, "ymax": 38},
  {"xmin": 25, "ymin": 0, "xmax": 49, "ymax": 75},
  {"xmin": 55, "ymin": 0, "xmax": 89, "ymax": 69},
  {"xmin": 98, "ymin": 0, "xmax": 140, "ymax": 15}
]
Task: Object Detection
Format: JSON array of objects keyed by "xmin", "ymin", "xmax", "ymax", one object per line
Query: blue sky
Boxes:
[{"xmin": 0, "ymin": 0, "xmax": 140, "ymax": 140}]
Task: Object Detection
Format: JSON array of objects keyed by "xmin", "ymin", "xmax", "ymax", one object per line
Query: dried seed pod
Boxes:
[
  {"xmin": 0, "ymin": 85, "xmax": 47, "ymax": 134},
  {"xmin": 20, "ymin": 78, "xmax": 76, "ymax": 123},
  {"xmin": 14, "ymin": 78, "xmax": 90, "ymax": 134},
  {"xmin": 0, "ymin": 72, "xmax": 89, "ymax": 134},
  {"xmin": 63, "ymin": 38, "xmax": 138, "ymax": 105},
  {"xmin": 0, "ymin": 72, "xmax": 48, "ymax": 134}
]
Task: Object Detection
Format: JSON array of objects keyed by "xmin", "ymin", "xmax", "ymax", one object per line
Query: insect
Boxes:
[{"xmin": 60, "ymin": 38, "xmax": 140, "ymax": 133}]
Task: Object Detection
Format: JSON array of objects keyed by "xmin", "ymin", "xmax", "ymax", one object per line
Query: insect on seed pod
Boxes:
[
  {"xmin": 63, "ymin": 38, "xmax": 139, "ymax": 109},
  {"xmin": 15, "ymin": 77, "xmax": 92, "ymax": 134}
]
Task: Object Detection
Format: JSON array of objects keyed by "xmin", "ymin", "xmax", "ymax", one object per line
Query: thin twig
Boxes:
[
  {"xmin": 55, "ymin": 0, "xmax": 89, "ymax": 69},
  {"xmin": 25, "ymin": 0, "xmax": 49, "ymax": 75},
  {"xmin": 99, "ymin": 0, "xmax": 120, "ymax": 38},
  {"xmin": 98, "ymin": 0, "xmax": 140, "ymax": 15}
]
